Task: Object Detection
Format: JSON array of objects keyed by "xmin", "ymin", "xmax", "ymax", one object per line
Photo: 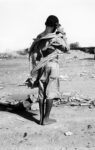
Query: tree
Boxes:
[{"xmin": 70, "ymin": 42, "xmax": 80, "ymax": 49}]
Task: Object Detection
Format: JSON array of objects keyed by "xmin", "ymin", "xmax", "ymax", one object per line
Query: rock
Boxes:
[
  {"xmin": 31, "ymin": 102, "xmax": 39, "ymax": 110},
  {"xmin": 59, "ymin": 74, "xmax": 69, "ymax": 81},
  {"xmin": 23, "ymin": 132, "xmax": 27, "ymax": 138},
  {"xmin": 88, "ymin": 105, "xmax": 93, "ymax": 109},
  {"xmin": 90, "ymin": 100, "xmax": 95, "ymax": 106},
  {"xmin": 70, "ymin": 102, "xmax": 80, "ymax": 106},
  {"xmin": 87, "ymin": 124, "xmax": 92, "ymax": 129},
  {"xmin": 23, "ymin": 96, "xmax": 33, "ymax": 110},
  {"xmin": 64, "ymin": 131, "xmax": 73, "ymax": 136}
]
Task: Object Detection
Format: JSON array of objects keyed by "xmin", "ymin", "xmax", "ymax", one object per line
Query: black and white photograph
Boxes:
[{"xmin": 0, "ymin": 0, "xmax": 95, "ymax": 149}]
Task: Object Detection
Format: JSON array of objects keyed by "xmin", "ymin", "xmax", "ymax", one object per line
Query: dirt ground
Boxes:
[{"xmin": 0, "ymin": 50, "xmax": 95, "ymax": 150}]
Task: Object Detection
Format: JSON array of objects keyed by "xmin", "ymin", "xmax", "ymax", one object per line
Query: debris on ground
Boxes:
[
  {"xmin": 87, "ymin": 125, "xmax": 92, "ymax": 130},
  {"xmin": 31, "ymin": 102, "xmax": 39, "ymax": 110},
  {"xmin": 0, "ymin": 94, "xmax": 33, "ymax": 112},
  {"xmin": 53, "ymin": 92, "xmax": 95, "ymax": 108},
  {"xmin": 23, "ymin": 132, "xmax": 27, "ymax": 138},
  {"xmin": 64, "ymin": 131, "xmax": 73, "ymax": 136},
  {"xmin": 1, "ymin": 91, "xmax": 95, "ymax": 111},
  {"xmin": 59, "ymin": 74, "xmax": 70, "ymax": 81}
]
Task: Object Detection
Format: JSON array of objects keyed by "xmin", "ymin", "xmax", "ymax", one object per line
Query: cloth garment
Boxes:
[
  {"xmin": 29, "ymin": 32, "xmax": 68, "ymax": 71},
  {"xmin": 38, "ymin": 61, "xmax": 60, "ymax": 101},
  {"xmin": 28, "ymin": 31, "xmax": 69, "ymax": 102}
]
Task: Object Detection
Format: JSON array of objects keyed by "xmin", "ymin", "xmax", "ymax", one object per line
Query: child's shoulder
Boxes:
[{"xmin": 37, "ymin": 32, "xmax": 45, "ymax": 39}]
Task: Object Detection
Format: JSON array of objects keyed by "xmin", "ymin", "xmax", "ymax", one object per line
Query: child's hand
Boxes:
[{"xmin": 57, "ymin": 26, "xmax": 64, "ymax": 35}]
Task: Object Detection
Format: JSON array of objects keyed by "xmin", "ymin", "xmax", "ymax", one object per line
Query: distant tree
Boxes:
[
  {"xmin": 17, "ymin": 48, "xmax": 28, "ymax": 55},
  {"xmin": 70, "ymin": 42, "xmax": 80, "ymax": 49}
]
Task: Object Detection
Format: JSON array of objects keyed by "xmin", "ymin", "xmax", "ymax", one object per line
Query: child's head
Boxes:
[{"xmin": 45, "ymin": 15, "xmax": 59, "ymax": 32}]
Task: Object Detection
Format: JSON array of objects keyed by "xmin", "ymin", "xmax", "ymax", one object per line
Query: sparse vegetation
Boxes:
[{"xmin": 0, "ymin": 48, "xmax": 29, "ymax": 59}]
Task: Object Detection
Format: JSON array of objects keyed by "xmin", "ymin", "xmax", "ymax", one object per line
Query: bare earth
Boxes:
[{"xmin": 0, "ymin": 50, "xmax": 95, "ymax": 150}]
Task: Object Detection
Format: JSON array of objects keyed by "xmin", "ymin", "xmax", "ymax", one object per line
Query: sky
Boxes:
[{"xmin": 0, "ymin": 0, "xmax": 95, "ymax": 52}]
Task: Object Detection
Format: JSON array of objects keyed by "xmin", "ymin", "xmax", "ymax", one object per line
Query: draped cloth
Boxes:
[{"xmin": 29, "ymin": 32, "xmax": 68, "ymax": 77}]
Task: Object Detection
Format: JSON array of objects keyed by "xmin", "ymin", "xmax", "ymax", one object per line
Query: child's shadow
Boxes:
[{"xmin": 0, "ymin": 102, "xmax": 40, "ymax": 125}]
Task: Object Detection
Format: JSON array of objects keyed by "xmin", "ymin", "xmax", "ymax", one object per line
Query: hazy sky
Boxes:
[{"xmin": 0, "ymin": 0, "xmax": 95, "ymax": 52}]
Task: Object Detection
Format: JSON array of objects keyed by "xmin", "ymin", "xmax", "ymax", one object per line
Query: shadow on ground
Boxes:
[{"xmin": 0, "ymin": 102, "xmax": 40, "ymax": 125}]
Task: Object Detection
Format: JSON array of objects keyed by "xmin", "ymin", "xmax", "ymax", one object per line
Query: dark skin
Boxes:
[
  {"xmin": 38, "ymin": 25, "xmax": 57, "ymax": 125},
  {"xmin": 31, "ymin": 25, "xmax": 66, "ymax": 125},
  {"xmin": 39, "ymin": 78, "xmax": 56, "ymax": 125},
  {"xmin": 38, "ymin": 25, "xmax": 68, "ymax": 125}
]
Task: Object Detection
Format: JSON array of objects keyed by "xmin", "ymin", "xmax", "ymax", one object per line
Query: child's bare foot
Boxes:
[{"xmin": 43, "ymin": 118, "xmax": 56, "ymax": 125}]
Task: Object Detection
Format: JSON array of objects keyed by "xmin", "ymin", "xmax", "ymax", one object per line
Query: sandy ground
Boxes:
[{"xmin": 0, "ymin": 50, "xmax": 95, "ymax": 150}]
